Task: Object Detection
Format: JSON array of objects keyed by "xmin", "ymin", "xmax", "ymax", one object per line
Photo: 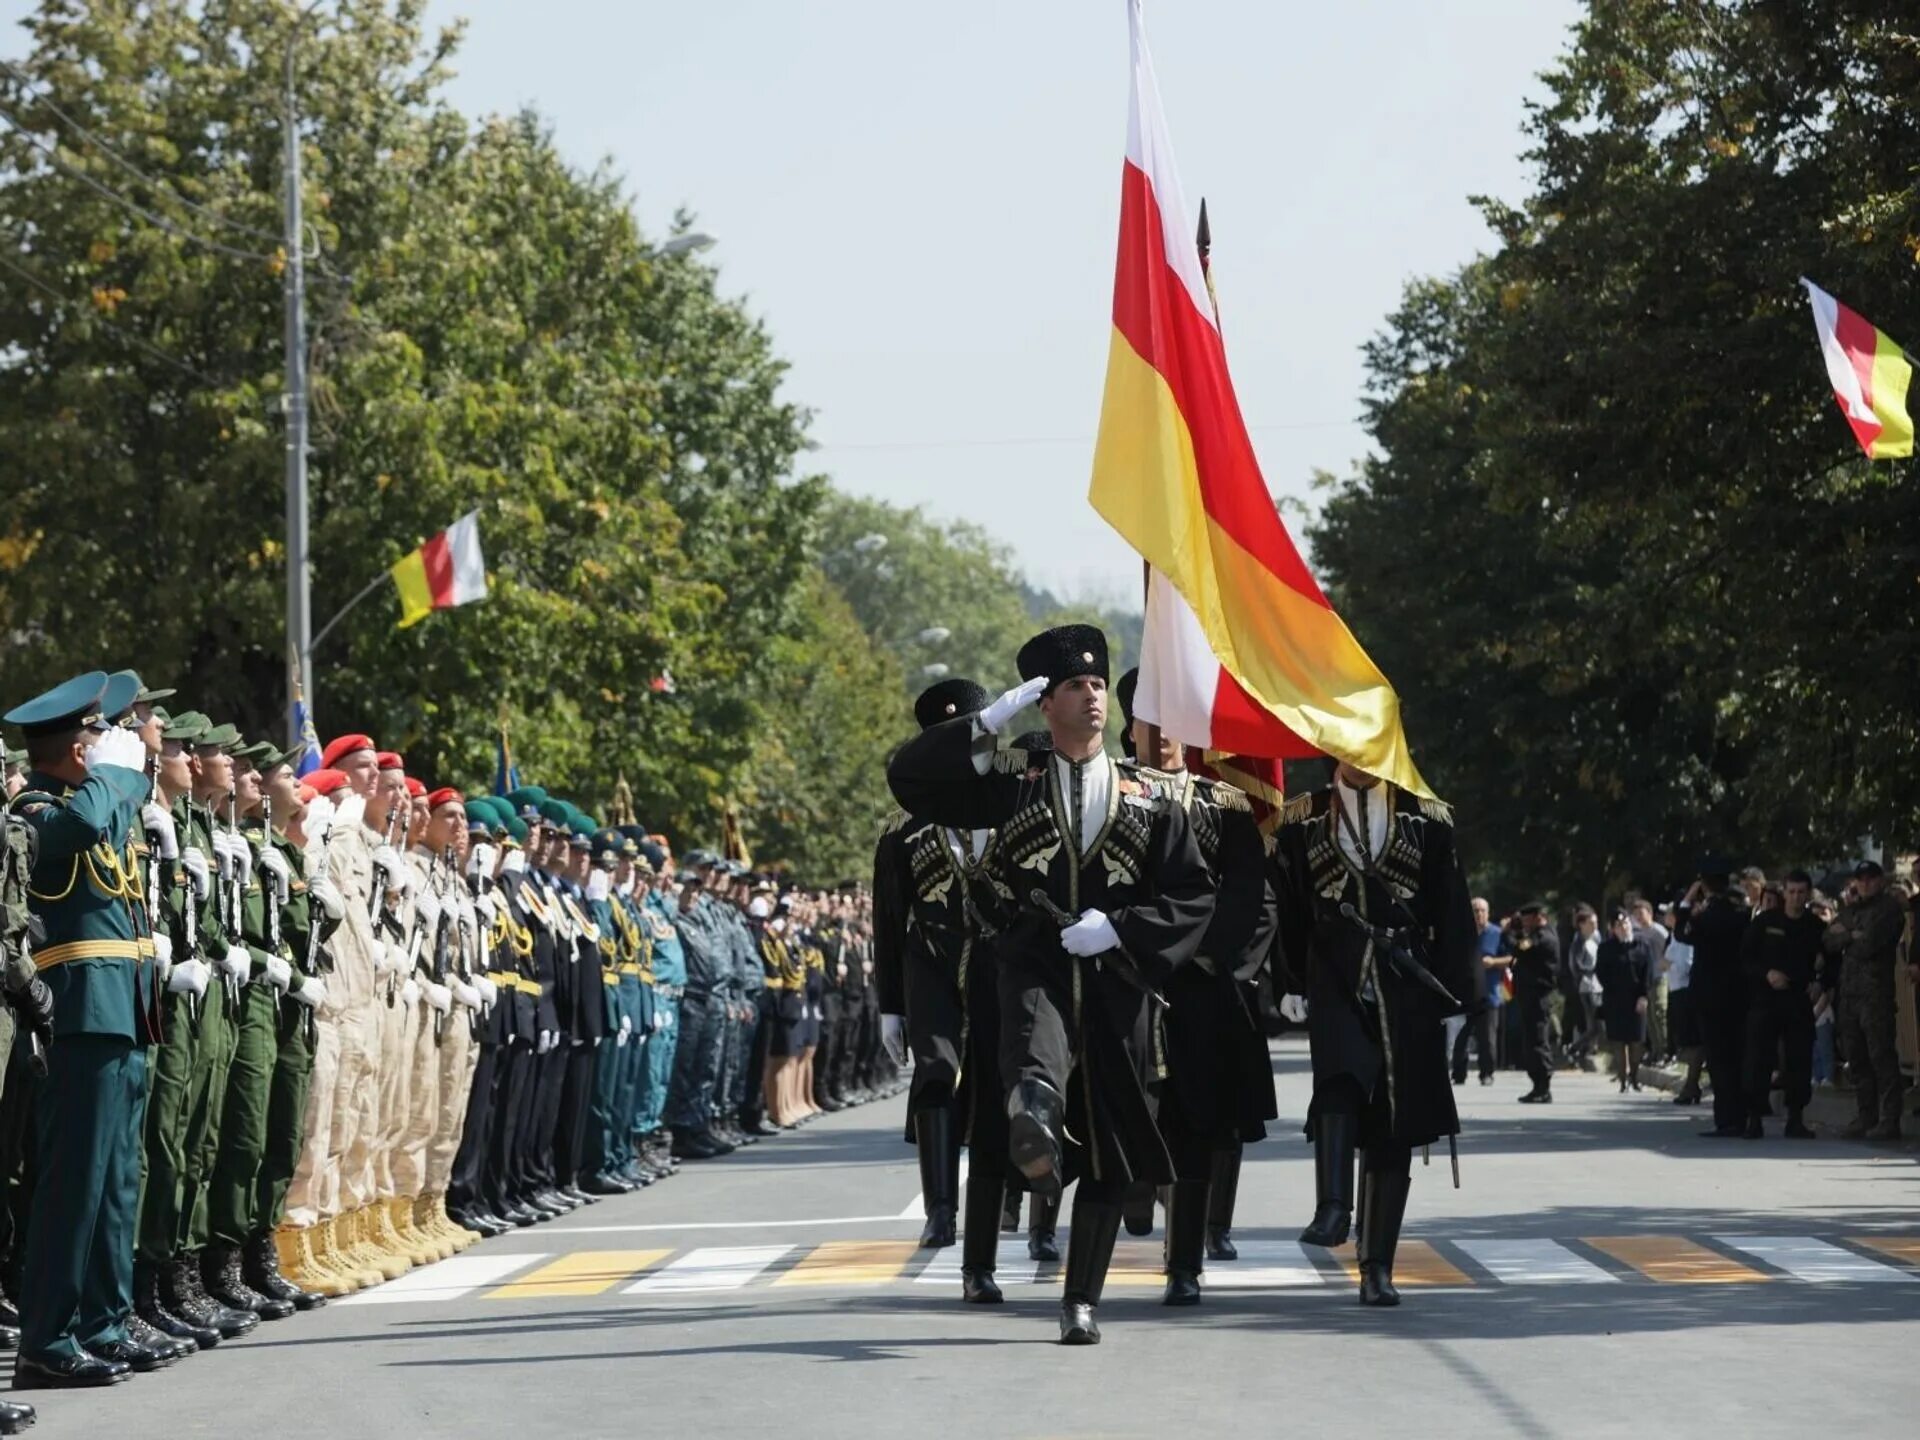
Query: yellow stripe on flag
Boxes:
[
  {"xmin": 390, "ymin": 548, "xmax": 434, "ymax": 630},
  {"xmin": 1868, "ymin": 331, "xmax": 1914, "ymax": 459}
]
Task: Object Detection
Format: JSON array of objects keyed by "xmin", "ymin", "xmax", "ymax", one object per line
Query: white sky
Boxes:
[{"xmin": 3, "ymin": 0, "xmax": 1582, "ymax": 603}]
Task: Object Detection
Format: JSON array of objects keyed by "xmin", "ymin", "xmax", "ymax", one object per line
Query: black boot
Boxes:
[
  {"xmin": 1299, "ymin": 1111, "xmax": 1356, "ymax": 1247},
  {"xmin": 1000, "ymin": 1184, "xmax": 1022, "ymax": 1233},
  {"xmin": 1059, "ymin": 1194, "xmax": 1123, "ymax": 1345},
  {"xmin": 1784, "ymin": 1109, "xmax": 1816, "ymax": 1139},
  {"xmin": 136, "ymin": 1259, "xmax": 213, "ymax": 1351},
  {"xmin": 960, "ymin": 1164, "xmax": 1004, "ymax": 1305},
  {"xmin": 1162, "ymin": 1180, "xmax": 1207, "ymax": 1306},
  {"xmin": 1206, "ymin": 1145, "xmax": 1242, "ymax": 1261},
  {"xmin": 169, "ymin": 1255, "xmax": 257, "ymax": 1339},
  {"xmin": 0, "ymin": 1398, "xmax": 33, "ymax": 1431},
  {"xmin": 1356, "ymin": 1162, "xmax": 1412, "ymax": 1308},
  {"xmin": 121, "ymin": 1313, "xmax": 191, "ymax": 1366},
  {"xmin": 1027, "ymin": 1191, "xmax": 1061, "ymax": 1263},
  {"xmin": 245, "ymin": 1233, "xmax": 325, "ymax": 1312},
  {"xmin": 204, "ymin": 1243, "xmax": 294, "ymax": 1321},
  {"xmin": 1006, "ymin": 1077, "xmax": 1067, "ymax": 1202},
  {"xmin": 914, "ymin": 1107, "xmax": 958, "ymax": 1248},
  {"xmin": 1122, "ymin": 1182, "xmax": 1156, "ymax": 1238}
]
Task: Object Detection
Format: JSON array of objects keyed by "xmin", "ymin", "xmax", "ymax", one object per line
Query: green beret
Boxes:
[
  {"xmin": 504, "ymin": 816, "xmax": 530, "ymax": 844},
  {"xmin": 537, "ymin": 798, "xmax": 571, "ymax": 826}
]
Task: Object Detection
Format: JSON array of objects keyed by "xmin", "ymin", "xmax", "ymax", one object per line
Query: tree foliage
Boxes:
[{"xmin": 1312, "ymin": 0, "xmax": 1920, "ymax": 902}]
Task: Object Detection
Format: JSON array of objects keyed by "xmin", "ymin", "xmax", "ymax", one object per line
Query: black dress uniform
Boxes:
[
  {"xmin": 887, "ymin": 626, "xmax": 1214, "ymax": 1345},
  {"xmin": 874, "ymin": 677, "xmax": 1012, "ymax": 1301},
  {"xmin": 1271, "ymin": 776, "xmax": 1476, "ymax": 1307}
]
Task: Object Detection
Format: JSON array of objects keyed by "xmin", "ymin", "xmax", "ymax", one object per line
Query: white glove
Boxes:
[
  {"xmin": 292, "ymin": 976, "xmax": 328, "ymax": 1009},
  {"xmin": 262, "ymin": 955, "xmax": 293, "ymax": 991},
  {"xmin": 370, "ymin": 845, "xmax": 406, "ymax": 889},
  {"xmin": 304, "ymin": 795, "xmax": 335, "ymax": 847},
  {"xmin": 166, "ymin": 956, "xmax": 211, "ymax": 998},
  {"xmin": 150, "ymin": 930, "xmax": 174, "ymax": 980},
  {"xmin": 467, "ymin": 844, "xmax": 496, "ymax": 880},
  {"xmin": 1059, "ymin": 908, "xmax": 1119, "ymax": 958},
  {"xmin": 379, "ymin": 941, "xmax": 407, "ymax": 977},
  {"xmin": 476, "ymin": 891, "xmax": 499, "ymax": 922},
  {"xmin": 424, "ymin": 981, "xmax": 451, "ymax": 1014},
  {"xmin": 400, "ymin": 977, "xmax": 421, "ymax": 1008},
  {"xmin": 413, "ymin": 886, "xmax": 442, "ymax": 931},
  {"xmin": 650, "ymin": 1008, "xmax": 667, "ymax": 1032},
  {"xmin": 1280, "ymin": 993, "xmax": 1309, "ymax": 1024},
  {"xmin": 142, "ymin": 804, "xmax": 179, "ymax": 860},
  {"xmin": 538, "ymin": 1029, "xmax": 557, "ymax": 1055},
  {"xmin": 84, "ymin": 725, "xmax": 146, "ymax": 775},
  {"xmin": 227, "ymin": 834, "xmax": 253, "ymax": 888},
  {"xmin": 476, "ymin": 977, "xmax": 499, "ymax": 1008},
  {"xmin": 978, "ymin": 676, "xmax": 1049, "ymax": 735},
  {"xmin": 257, "ymin": 846, "xmax": 291, "ymax": 902},
  {"xmin": 881, "ymin": 1013, "xmax": 907, "ymax": 1065},
  {"xmin": 616, "ymin": 1013, "xmax": 631, "ymax": 1047},
  {"xmin": 209, "ymin": 830, "xmax": 236, "ymax": 877},
  {"xmin": 181, "ymin": 845, "xmax": 211, "ymax": 901},
  {"xmin": 452, "ymin": 978, "xmax": 481, "ymax": 1010},
  {"xmin": 662, "ymin": 1008, "xmax": 674, "ymax": 1030},
  {"xmin": 218, "ymin": 945, "xmax": 251, "ymax": 982},
  {"xmin": 309, "ymin": 873, "xmax": 345, "ymax": 921}
]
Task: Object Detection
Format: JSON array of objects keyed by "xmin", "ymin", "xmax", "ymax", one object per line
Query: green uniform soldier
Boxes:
[{"xmin": 5, "ymin": 671, "xmax": 158, "ymax": 1390}]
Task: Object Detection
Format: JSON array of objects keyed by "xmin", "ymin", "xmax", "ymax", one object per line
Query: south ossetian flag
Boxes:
[
  {"xmin": 391, "ymin": 510, "xmax": 488, "ymax": 630},
  {"xmin": 1088, "ymin": 0, "xmax": 1433, "ymax": 797},
  {"xmin": 1801, "ymin": 278, "xmax": 1913, "ymax": 459}
]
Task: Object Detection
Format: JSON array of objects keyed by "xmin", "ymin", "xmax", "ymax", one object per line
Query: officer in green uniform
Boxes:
[{"xmin": 6, "ymin": 671, "xmax": 159, "ymax": 1389}]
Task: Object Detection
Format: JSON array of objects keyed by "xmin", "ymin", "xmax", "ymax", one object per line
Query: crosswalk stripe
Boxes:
[
  {"xmin": 1332, "ymin": 1240, "xmax": 1473, "ymax": 1288},
  {"xmin": 1584, "ymin": 1236, "xmax": 1767, "ymax": 1284},
  {"xmin": 774, "ymin": 1241, "xmax": 920, "ymax": 1287},
  {"xmin": 1204, "ymin": 1240, "xmax": 1333, "ymax": 1289},
  {"xmin": 336, "ymin": 1252, "xmax": 548, "ymax": 1305},
  {"xmin": 484, "ymin": 1249, "xmax": 674, "ymax": 1299},
  {"xmin": 1717, "ymin": 1236, "xmax": 1919, "ymax": 1284},
  {"xmin": 1854, "ymin": 1237, "xmax": 1920, "ymax": 1271},
  {"xmin": 914, "ymin": 1238, "xmax": 1044, "ymax": 1287},
  {"xmin": 1456, "ymin": 1239, "xmax": 1617, "ymax": 1285},
  {"xmin": 1107, "ymin": 1237, "xmax": 1175, "ymax": 1287},
  {"xmin": 624, "ymin": 1245, "xmax": 794, "ymax": 1294}
]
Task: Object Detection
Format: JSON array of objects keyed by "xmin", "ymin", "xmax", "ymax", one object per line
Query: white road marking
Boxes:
[
  {"xmin": 624, "ymin": 1245, "xmax": 794, "ymax": 1294},
  {"xmin": 914, "ymin": 1236, "xmax": 1042, "ymax": 1287},
  {"xmin": 1717, "ymin": 1236, "xmax": 1919, "ymax": 1284},
  {"xmin": 1455, "ymin": 1239, "xmax": 1617, "ymax": 1285},
  {"xmin": 557, "ymin": 1214, "xmax": 914, "ymax": 1235},
  {"xmin": 336, "ymin": 1252, "xmax": 548, "ymax": 1305},
  {"xmin": 1204, "ymin": 1240, "xmax": 1334, "ymax": 1288}
]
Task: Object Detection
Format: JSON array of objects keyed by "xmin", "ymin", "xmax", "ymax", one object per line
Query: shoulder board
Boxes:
[
  {"xmin": 877, "ymin": 808, "xmax": 910, "ymax": 841},
  {"xmin": 990, "ymin": 747, "xmax": 1030, "ymax": 775},
  {"xmin": 1202, "ymin": 779, "xmax": 1251, "ymax": 813},
  {"xmin": 1416, "ymin": 796, "xmax": 1454, "ymax": 825},
  {"xmin": 1279, "ymin": 793, "xmax": 1316, "ymax": 827}
]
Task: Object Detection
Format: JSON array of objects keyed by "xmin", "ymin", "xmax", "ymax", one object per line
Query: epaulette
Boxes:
[
  {"xmin": 1204, "ymin": 779, "xmax": 1252, "ymax": 814},
  {"xmin": 877, "ymin": 808, "xmax": 909, "ymax": 842},
  {"xmin": 1279, "ymin": 792, "xmax": 1315, "ymax": 827},
  {"xmin": 990, "ymin": 747, "xmax": 1030, "ymax": 775},
  {"xmin": 1416, "ymin": 795, "xmax": 1454, "ymax": 825}
]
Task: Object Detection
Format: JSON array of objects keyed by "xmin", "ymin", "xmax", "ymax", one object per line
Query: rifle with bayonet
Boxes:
[{"xmin": 223, "ymin": 791, "xmax": 245, "ymax": 1009}]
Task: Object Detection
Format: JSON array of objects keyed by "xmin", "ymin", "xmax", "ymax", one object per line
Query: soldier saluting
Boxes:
[{"xmin": 887, "ymin": 625, "xmax": 1214, "ymax": 1346}]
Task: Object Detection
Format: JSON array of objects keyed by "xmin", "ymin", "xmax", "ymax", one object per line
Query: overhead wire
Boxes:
[{"xmin": 0, "ymin": 249, "xmax": 225, "ymax": 385}]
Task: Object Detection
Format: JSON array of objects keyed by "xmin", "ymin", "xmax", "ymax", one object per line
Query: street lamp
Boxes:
[{"xmin": 657, "ymin": 232, "xmax": 717, "ymax": 258}]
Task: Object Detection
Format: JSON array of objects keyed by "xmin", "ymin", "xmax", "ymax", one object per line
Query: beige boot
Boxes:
[
  {"xmin": 359, "ymin": 1204, "xmax": 413, "ymax": 1282},
  {"xmin": 418, "ymin": 1193, "xmax": 470, "ymax": 1253},
  {"xmin": 282, "ymin": 1224, "xmax": 354, "ymax": 1298},
  {"xmin": 432, "ymin": 1193, "xmax": 483, "ymax": 1251},
  {"xmin": 381, "ymin": 1197, "xmax": 436, "ymax": 1268},
  {"xmin": 322, "ymin": 1215, "xmax": 382, "ymax": 1291}
]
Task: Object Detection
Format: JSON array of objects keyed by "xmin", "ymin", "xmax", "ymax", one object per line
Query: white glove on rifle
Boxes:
[
  {"xmin": 476, "ymin": 977, "xmax": 499, "ymax": 1008},
  {"xmin": 142, "ymin": 804, "xmax": 179, "ymax": 860},
  {"xmin": 400, "ymin": 977, "xmax": 421, "ymax": 1009},
  {"xmin": 379, "ymin": 942, "xmax": 407, "ymax": 977},
  {"xmin": 228, "ymin": 834, "xmax": 253, "ymax": 888},
  {"xmin": 257, "ymin": 846, "xmax": 291, "ymax": 903},
  {"xmin": 218, "ymin": 945, "xmax": 251, "ymax": 982},
  {"xmin": 304, "ymin": 795, "xmax": 335, "ymax": 848},
  {"xmin": 881, "ymin": 1013, "xmax": 907, "ymax": 1065},
  {"xmin": 150, "ymin": 931, "xmax": 174, "ymax": 981},
  {"xmin": 262, "ymin": 955, "xmax": 293, "ymax": 992},
  {"xmin": 84, "ymin": 726, "xmax": 146, "ymax": 776},
  {"xmin": 309, "ymin": 873, "xmax": 345, "ymax": 921},
  {"xmin": 1059, "ymin": 908, "xmax": 1119, "ymax": 958},
  {"xmin": 467, "ymin": 843, "xmax": 496, "ymax": 880},
  {"xmin": 978, "ymin": 676, "xmax": 1049, "ymax": 735},
  {"xmin": 166, "ymin": 957, "xmax": 211, "ymax": 998},
  {"xmin": 475, "ymin": 891, "xmax": 499, "ymax": 922},
  {"xmin": 452, "ymin": 979, "xmax": 481, "ymax": 1011},
  {"xmin": 1280, "ymin": 993, "xmax": 1309, "ymax": 1024},
  {"xmin": 181, "ymin": 846, "xmax": 211, "ymax": 901},
  {"xmin": 425, "ymin": 982, "xmax": 451, "ymax": 1014},
  {"xmin": 209, "ymin": 830, "xmax": 236, "ymax": 878},
  {"xmin": 413, "ymin": 886, "xmax": 442, "ymax": 931},
  {"xmin": 291, "ymin": 976, "xmax": 327, "ymax": 1010},
  {"xmin": 538, "ymin": 1029, "xmax": 557, "ymax": 1055},
  {"xmin": 370, "ymin": 845, "xmax": 407, "ymax": 890},
  {"xmin": 616, "ymin": 1013, "xmax": 633, "ymax": 1047}
]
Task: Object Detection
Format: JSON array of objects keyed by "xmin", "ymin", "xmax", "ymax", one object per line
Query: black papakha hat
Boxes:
[
  {"xmin": 1016, "ymin": 625, "xmax": 1108, "ymax": 697},
  {"xmin": 913, "ymin": 678, "xmax": 989, "ymax": 731}
]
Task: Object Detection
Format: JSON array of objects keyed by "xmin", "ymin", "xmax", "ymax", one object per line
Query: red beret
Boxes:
[
  {"xmin": 319, "ymin": 733, "xmax": 375, "ymax": 768},
  {"xmin": 404, "ymin": 776, "xmax": 426, "ymax": 798},
  {"xmin": 376, "ymin": 751, "xmax": 405, "ymax": 772},
  {"xmin": 304, "ymin": 768, "xmax": 351, "ymax": 797},
  {"xmin": 427, "ymin": 786, "xmax": 464, "ymax": 810}
]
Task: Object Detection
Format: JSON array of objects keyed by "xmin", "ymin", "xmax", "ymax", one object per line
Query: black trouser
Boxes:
[
  {"xmin": 1698, "ymin": 986, "xmax": 1747, "ymax": 1131},
  {"xmin": 1743, "ymin": 993, "xmax": 1812, "ymax": 1116},
  {"xmin": 1518, "ymin": 990, "xmax": 1553, "ymax": 1089},
  {"xmin": 557, "ymin": 1040, "xmax": 597, "ymax": 1189},
  {"xmin": 1451, "ymin": 1008, "xmax": 1498, "ymax": 1081},
  {"xmin": 448, "ymin": 1037, "xmax": 498, "ymax": 1212},
  {"xmin": 526, "ymin": 1042, "xmax": 570, "ymax": 1191}
]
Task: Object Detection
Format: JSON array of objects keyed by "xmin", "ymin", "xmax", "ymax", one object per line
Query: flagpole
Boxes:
[{"xmin": 308, "ymin": 569, "xmax": 391, "ymax": 656}]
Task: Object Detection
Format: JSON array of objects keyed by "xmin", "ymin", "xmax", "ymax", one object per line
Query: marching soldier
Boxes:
[
  {"xmin": 887, "ymin": 626, "xmax": 1215, "ymax": 1345},
  {"xmin": 634, "ymin": 839, "xmax": 686, "ymax": 1181}
]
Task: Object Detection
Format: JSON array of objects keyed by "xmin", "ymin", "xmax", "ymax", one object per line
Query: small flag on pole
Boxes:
[
  {"xmin": 1801, "ymin": 278, "xmax": 1914, "ymax": 459},
  {"xmin": 391, "ymin": 510, "xmax": 488, "ymax": 629},
  {"xmin": 290, "ymin": 660, "xmax": 321, "ymax": 778}
]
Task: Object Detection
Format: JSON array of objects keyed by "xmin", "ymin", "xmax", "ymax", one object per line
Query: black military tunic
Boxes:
[
  {"xmin": 1271, "ymin": 785, "xmax": 1477, "ymax": 1151},
  {"xmin": 887, "ymin": 719, "xmax": 1213, "ymax": 1189}
]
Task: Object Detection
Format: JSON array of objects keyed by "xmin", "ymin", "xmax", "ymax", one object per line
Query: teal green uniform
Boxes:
[{"xmin": 15, "ymin": 763, "xmax": 151, "ymax": 1364}]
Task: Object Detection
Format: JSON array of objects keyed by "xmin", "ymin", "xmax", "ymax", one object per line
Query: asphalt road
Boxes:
[{"xmin": 24, "ymin": 1041, "xmax": 1920, "ymax": 1439}]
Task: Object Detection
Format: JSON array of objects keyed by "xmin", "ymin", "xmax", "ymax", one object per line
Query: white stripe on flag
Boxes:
[
  {"xmin": 445, "ymin": 509, "xmax": 488, "ymax": 606},
  {"xmin": 1802, "ymin": 278, "xmax": 1875, "ymax": 424},
  {"xmin": 1123, "ymin": 0, "xmax": 1214, "ymax": 331},
  {"xmin": 1136, "ymin": 567, "xmax": 1220, "ymax": 749}
]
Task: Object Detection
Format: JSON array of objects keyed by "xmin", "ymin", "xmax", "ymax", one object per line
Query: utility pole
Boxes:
[{"xmin": 282, "ymin": 35, "xmax": 311, "ymax": 745}]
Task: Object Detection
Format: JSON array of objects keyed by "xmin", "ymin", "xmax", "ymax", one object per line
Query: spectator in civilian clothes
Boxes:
[
  {"xmin": 1451, "ymin": 897, "xmax": 1508, "ymax": 1086},
  {"xmin": 1740, "ymin": 866, "xmax": 1768, "ymax": 916},
  {"xmin": 1567, "ymin": 905, "xmax": 1603, "ymax": 1067},
  {"xmin": 1662, "ymin": 903, "xmax": 1704, "ymax": 1105},
  {"xmin": 1629, "ymin": 897, "xmax": 1670, "ymax": 1063}
]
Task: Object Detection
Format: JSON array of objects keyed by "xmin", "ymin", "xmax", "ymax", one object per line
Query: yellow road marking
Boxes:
[
  {"xmin": 772, "ymin": 1241, "xmax": 919, "ymax": 1287},
  {"xmin": 1855, "ymin": 1237, "xmax": 1920, "ymax": 1270},
  {"xmin": 1584, "ymin": 1236, "xmax": 1767, "ymax": 1284},
  {"xmin": 483, "ymin": 1249, "xmax": 672, "ymax": 1298},
  {"xmin": 1333, "ymin": 1240, "xmax": 1472, "ymax": 1287}
]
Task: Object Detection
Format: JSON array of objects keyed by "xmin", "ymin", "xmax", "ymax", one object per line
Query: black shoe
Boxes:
[
  {"xmin": 1356, "ymin": 1164, "xmax": 1411, "ymax": 1308},
  {"xmin": 1006, "ymin": 1078, "xmax": 1067, "ymax": 1203},
  {"xmin": 137, "ymin": 1261, "xmax": 215, "ymax": 1350},
  {"xmin": 1300, "ymin": 1111, "xmax": 1355, "ymax": 1246},
  {"xmin": 819, "ymin": 1095, "xmax": 844, "ymax": 1113},
  {"xmin": 13, "ymin": 1353, "xmax": 129, "ymax": 1388},
  {"xmin": 1517, "ymin": 1089, "xmax": 1553, "ymax": 1104},
  {"xmin": 1164, "ymin": 1179, "xmax": 1207, "ymax": 1307},
  {"xmin": 1162, "ymin": 1269, "xmax": 1201, "ymax": 1306},
  {"xmin": 86, "ymin": 1334, "xmax": 176, "ymax": 1374},
  {"xmin": 1451, "ymin": 1073, "xmax": 1466, "ymax": 1087},
  {"xmin": 1742, "ymin": 1117, "xmax": 1765, "ymax": 1140},
  {"xmin": 1206, "ymin": 1225, "xmax": 1238, "ymax": 1262},
  {"xmin": 559, "ymin": 1186, "xmax": 596, "ymax": 1206},
  {"xmin": 0, "ymin": 1398, "xmax": 33, "ymax": 1432},
  {"xmin": 501, "ymin": 1202, "xmax": 540, "ymax": 1227},
  {"xmin": 1206, "ymin": 1147, "xmax": 1242, "ymax": 1259},
  {"xmin": 1784, "ymin": 1111, "xmax": 1817, "ymax": 1139},
  {"xmin": 919, "ymin": 1205, "xmax": 957, "ymax": 1249},
  {"xmin": 0, "ymin": 1329, "xmax": 15, "ymax": 1352},
  {"xmin": 1058, "ymin": 1195, "xmax": 1123, "ymax": 1346},
  {"xmin": 1028, "ymin": 1228, "xmax": 1060, "ymax": 1263},
  {"xmin": 1479, "ymin": 1074, "xmax": 1495, "ymax": 1086},
  {"xmin": 914, "ymin": 1107, "xmax": 959, "ymax": 1248},
  {"xmin": 0, "ymin": 1295, "xmax": 18, "ymax": 1330},
  {"xmin": 1674, "ymin": 1088, "xmax": 1702, "ymax": 1106},
  {"xmin": 123, "ymin": 1315, "xmax": 191, "ymax": 1365},
  {"xmin": 244, "ymin": 1233, "xmax": 325, "ymax": 1313},
  {"xmin": 581, "ymin": 1173, "xmax": 629, "ymax": 1197},
  {"xmin": 1059, "ymin": 1302, "xmax": 1101, "ymax": 1345},
  {"xmin": 748, "ymin": 1117, "xmax": 782, "ymax": 1137},
  {"xmin": 961, "ymin": 1268, "xmax": 1003, "ymax": 1304},
  {"xmin": 1027, "ymin": 1191, "xmax": 1062, "ymax": 1262},
  {"xmin": 205, "ymin": 1244, "xmax": 294, "ymax": 1321}
]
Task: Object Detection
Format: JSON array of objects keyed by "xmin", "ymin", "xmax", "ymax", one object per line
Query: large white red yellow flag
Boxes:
[
  {"xmin": 1089, "ymin": 0, "xmax": 1432, "ymax": 796},
  {"xmin": 1800, "ymin": 278, "xmax": 1913, "ymax": 459}
]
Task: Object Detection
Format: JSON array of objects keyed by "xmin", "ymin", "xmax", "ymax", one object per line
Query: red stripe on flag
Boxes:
[
  {"xmin": 1210, "ymin": 666, "xmax": 1322, "ymax": 760},
  {"xmin": 1110, "ymin": 160, "xmax": 1328, "ymax": 609},
  {"xmin": 1832, "ymin": 301, "xmax": 1887, "ymax": 450},
  {"xmin": 421, "ymin": 530, "xmax": 455, "ymax": 607}
]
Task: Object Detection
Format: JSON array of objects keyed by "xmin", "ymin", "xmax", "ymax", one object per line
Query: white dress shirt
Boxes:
[
  {"xmin": 1333, "ymin": 776, "xmax": 1391, "ymax": 870},
  {"xmin": 1054, "ymin": 751, "xmax": 1112, "ymax": 855}
]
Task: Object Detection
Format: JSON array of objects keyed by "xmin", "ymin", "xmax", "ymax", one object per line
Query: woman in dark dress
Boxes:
[{"xmin": 1596, "ymin": 909, "xmax": 1653, "ymax": 1091}]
